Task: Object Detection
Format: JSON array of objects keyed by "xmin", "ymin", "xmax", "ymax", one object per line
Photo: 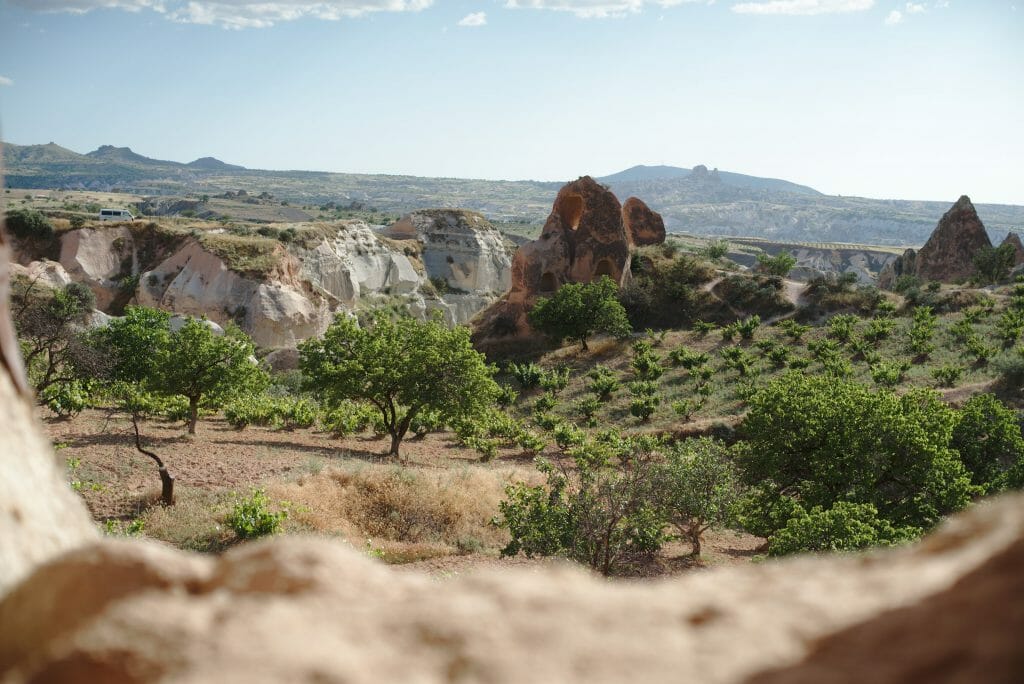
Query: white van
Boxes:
[{"xmin": 98, "ymin": 209, "xmax": 134, "ymax": 222}]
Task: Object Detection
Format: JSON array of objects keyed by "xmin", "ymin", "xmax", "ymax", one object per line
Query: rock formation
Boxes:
[
  {"xmin": 1001, "ymin": 232, "xmax": 1024, "ymax": 267},
  {"xmin": 473, "ymin": 177, "xmax": 664, "ymax": 349},
  {"xmin": 8, "ymin": 212, "xmax": 513, "ymax": 349},
  {"xmin": 879, "ymin": 196, "xmax": 992, "ymax": 289}
]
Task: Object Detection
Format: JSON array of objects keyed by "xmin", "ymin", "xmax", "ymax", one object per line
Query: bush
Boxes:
[
  {"xmin": 951, "ymin": 394, "xmax": 1024, "ymax": 493},
  {"xmin": 587, "ymin": 365, "xmax": 620, "ymax": 401},
  {"xmin": 756, "ymin": 251, "xmax": 797, "ymax": 277},
  {"xmin": 737, "ymin": 373, "xmax": 975, "ymax": 539},
  {"xmin": 41, "ymin": 380, "xmax": 92, "ymax": 418},
  {"xmin": 827, "ymin": 314, "xmax": 859, "ymax": 343},
  {"xmin": 508, "ymin": 362, "xmax": 544, "ymax": 390},
  {"xmin": 668, "ymin": 346, "xmax": 709, "ymax": 369},
  {"xmin": 659, "ymin": 438, "xmax": 741, "ymax": 556},
  {"xmin": 497, "ymin": 434, "xmax": 669, "ymax": 575},
  {"xmin": 538, "ymin": 366, "xmax": 571, "ymax": 393},
  {"xmin": 226, "ymin": 489, "xmax": 286, "ymax": 539},
  {"xmin": 4, "ymin": 209, "xmax": 54, "ymax": 241},
  {"xmin": 767, "ymin": 502, "xmax": 916, "ymax": 557},
  {"xmin": 931, "ymin": 364, "xmax": 963, "ymax": 387}
]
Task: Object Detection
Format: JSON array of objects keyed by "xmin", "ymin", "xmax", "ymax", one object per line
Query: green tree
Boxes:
[
  {"xmin": 972, "ymin": 244, "xmax": 1016, "ymax": 285},
  {"xmin": 767, "ymin": 502, "xmax": 915, "ymax": 557},
  {"xmin": 498, "ymin": 433, "xmax": 668, "ymax": 575},
  {"xmin": 951, "ymin": 393, "xmax": 1024, "ymax": 493},
  {"xmin": 94, "ymin": 307, "xmax": 266, "ymax": 434},
  {"xmin": 737, "ymin": 373, "xmax": 975, "ymax": 540},
  {"xmin": 300, "ymin": 313, "xmax": 498, "ymax": 457},
  {"xmin": 659, "ymin": 437, "xmax": 740, "ymax": 556},
  {"xmin": 155, "ymin": 318, "xmax": 267, "ymax": 434},
  {"xmin": 13, "ymin": 279, "xmax": 99, "ymax": 393},
  {"xmin": 756, "ymin": 251, "xmax": 798, "ymax": 277},
  {"xmin": 528, "ymin": 276, "xmax": 631, "ymax": 350}
]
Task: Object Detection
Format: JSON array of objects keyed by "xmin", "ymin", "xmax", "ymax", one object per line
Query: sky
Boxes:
[{"xmin": 0, "ymin": 0, "xmax": 1021, "ymax": 204}]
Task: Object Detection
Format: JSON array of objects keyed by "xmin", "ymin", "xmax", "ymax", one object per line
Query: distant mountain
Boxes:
[
  {"xmin": 3, "ymin": 141, "xmax": 1023, "ymax": 246},
  {"xmin": 187, "ymin": 157, "xmax": 245, "ymax": 171},
  {"xmin": 599, "ymin": 164, "xmax": 821, "ymax": 197},
  {"xmin": 85, "ymin": 145, "xmax": 181, "ymax": 167},
  {"xmin": 599, "ymin": 165, "xmax": 692, "ymax": 183}
]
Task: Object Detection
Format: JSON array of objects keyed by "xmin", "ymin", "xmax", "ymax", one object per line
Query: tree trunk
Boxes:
[
  {"xmin": 389, "ymin": 431, "xmax": 402, "ymax": 457},
  {"xmin": 187, "ymin": 396, "xmax": 199, "ymax": 435},
  {"xmin": 688, "ymin": 523, "xmax": 702, "ymax": 557},
  {"xmin": 131, "ymin": 411, "xmax": 175, "ymax": 506},
  {"xmin": 157, "ymin": 467, "xmax": 175, "ymax": 507},
  {"xmin": 581, "ymin": 337, "xmax": 589, "ymax": 351}
]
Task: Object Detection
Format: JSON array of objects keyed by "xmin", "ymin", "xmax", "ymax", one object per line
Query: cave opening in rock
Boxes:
[
  {"xmin": 539, "ymin": 272, "xmax": 557, "ymax": 292},
  {"xmin": 594, "ymin": 259, "xmax": 615, "ymax": 278},
  {"xmin": 559, "ymin": 194, "xmax": 584, "ymax": 231}
]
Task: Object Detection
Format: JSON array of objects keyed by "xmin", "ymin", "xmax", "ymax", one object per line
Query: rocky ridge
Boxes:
[{"xmin": 9, "ymin": 210, "xmax": 513, "ymax": 348}]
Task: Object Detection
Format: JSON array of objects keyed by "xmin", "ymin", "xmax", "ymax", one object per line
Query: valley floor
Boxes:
[{"xmin": 45, "ymin": 408, "xmax": 763, "ymax": 578}]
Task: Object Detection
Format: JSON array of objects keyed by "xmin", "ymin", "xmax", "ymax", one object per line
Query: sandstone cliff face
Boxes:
[
  {"xmin": 473, "ymin": 177, "xmax": 664, "ymax": 348},
  {"xmin": 10, "ymin": 212, "xmax": 513, "ymax": 348},
  {"xmin": 879, "ymin": 196, "xmax": 992, "ymax": 288}
]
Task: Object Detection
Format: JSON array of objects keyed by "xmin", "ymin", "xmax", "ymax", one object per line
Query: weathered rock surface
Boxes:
[
  {"xmin": 879, "ymin": 196, "xmax": 992, "ymax": 288},
  {"xmin": 9, "ymin": 213, "xmax": 513, "ymax": 348},
  {"xmin": 473, "ymin": 177, "xmax": 664, "ymax": 349},
  {"xmin": 622, "ymin": 196, "xmax": 666, "ymax": 246},
  {"xmin": 57, "ymin": 226, "xmax": 137, "ymax": 310},
  {"xmin": 138, "ymin": 239, "xmax": 329, "ymax": 349},
  {"xmin": 387, "ymin": 209, "xmax": 512, "ymax": 295},
  {"xmin": 1001, "ymin": 232, "xmax": 1024, "ymax": 266}
]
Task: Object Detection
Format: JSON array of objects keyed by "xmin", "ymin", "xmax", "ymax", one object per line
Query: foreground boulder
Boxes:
[
  {"xmin": 473, "ymin": 176, "xmax": 664, "ymax": 350},
  {"xmin": 879, "ymin": 195, "xmax": 993, "ymax": 288}
]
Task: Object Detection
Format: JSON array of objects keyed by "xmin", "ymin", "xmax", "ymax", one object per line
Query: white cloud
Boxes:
[
  {"xmin": 8, "ymin": 0, "xmax": 166, "ymax": 12},
  {"xmin": 905, "ymin": 2, "xmax": 925, "ymax": 12},
  {"xmin": 0, "ymin": 75, "xmax": 13, "ymax": 87},
  {"xmin": 731, "ymin": 0, "xmax": 874, "ymax": 15},
  {"xmin": 457, "ymin": 10, "xmax": 486, "ymax": 26},
  {"xmin": 884, "ymin": 8, "xmax": 901, "ymax": 23},
  {"xmin": 505, "ymin": 0, "xmax": 706, "ymax": 20},
  {"xmin": 7, "ymin": 0, "xmax": 432, "ymax": 28}
]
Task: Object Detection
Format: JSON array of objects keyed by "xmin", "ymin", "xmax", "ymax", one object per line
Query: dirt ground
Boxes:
[{"xmin": 43, "ymin": 407, "xmax": 765, "ymax": 578}]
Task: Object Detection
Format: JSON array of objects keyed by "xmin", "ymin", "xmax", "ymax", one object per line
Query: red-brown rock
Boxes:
[
  {"xmin": 472, "ymin": 176, "xmax": 664, "ymax": 350},
  {"xmin": 1001, "ymin": 232, "xmax": 1024, "ymax": 266},
  {"xmin": 622, "ymin": 197, "xmax": 666, "ymax": 247},
  {"xmin": 914, "ymin": 195, "xmax": 992, "ymax": 282}
]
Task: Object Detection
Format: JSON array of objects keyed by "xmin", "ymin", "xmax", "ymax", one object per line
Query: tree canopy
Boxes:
[
  {"xmin": 300, "ymin": 313, "xmax": 499, "ymax": 456},
  {"xmin": 736, "ymin": 372, "xmax": 976, "ymax": 547},
  {"xmin": 93, "ymin": 307, "xmax": 266, "ymax": 433},
  {"xmin": 528, "ymin": 276, "xmax": 631, "ymax": 350}
]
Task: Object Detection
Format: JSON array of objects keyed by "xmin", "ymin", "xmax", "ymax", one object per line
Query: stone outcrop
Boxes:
[
  {"xmin": 9, "ymin": 213, "xmax": 513, "ymax": 348},
  {"xmin": 138, "ymin": 239, "xmax": 329, "ymax": 349},
  {"xmin": 473, "ymin": 177, "xmax": 664, "ymax": 348},
  {"xmin": 1001, "ymin": 232, "xmax": 1024, "ymax": 267},
  {"xmin": 622, "ymin": 197, "xmax": 666, "ymax": 246},
  {"xmin": 879, "ymin": 196, "xmax": 992, "ymax": 288}
]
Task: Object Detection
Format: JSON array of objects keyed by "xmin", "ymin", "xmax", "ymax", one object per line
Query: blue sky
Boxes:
[{"xmin": 0, "ymin": 0, "xmax": 1021, "ymax": 204}]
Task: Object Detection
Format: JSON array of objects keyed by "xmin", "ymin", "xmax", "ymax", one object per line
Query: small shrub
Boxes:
[
  {"xmin": 226, "ymin": 489, "xmax": 285, "ymax": 539},
  {"xmin": 931, "ymin": 365, "xmax": 963, "ymax": 388}
]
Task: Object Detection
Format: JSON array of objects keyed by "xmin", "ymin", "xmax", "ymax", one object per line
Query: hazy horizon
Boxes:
[{"xmin": 1, "ymin": 0, "xmax": 1021, "ymax": 204}]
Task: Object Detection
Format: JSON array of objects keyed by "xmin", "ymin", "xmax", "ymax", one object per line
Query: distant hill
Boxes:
[
  {"xmin": 3, "ymin": 141, "xmax": 1023, "ymax": 246},
  {"xmin": 187, "ymin": 157, "xmax": 245, "ymax": 171},
  {"xmin": 599, "ymin": 164, "xmax": 821, "ymax": 197}
]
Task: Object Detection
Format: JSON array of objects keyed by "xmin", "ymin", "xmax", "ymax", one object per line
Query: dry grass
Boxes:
[{"xmin": 267, "ymin": 463, "xmax": 534, "ymax": 562}]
